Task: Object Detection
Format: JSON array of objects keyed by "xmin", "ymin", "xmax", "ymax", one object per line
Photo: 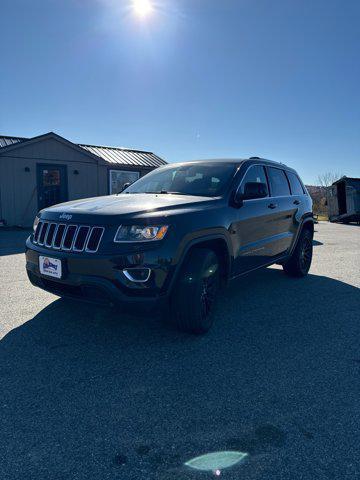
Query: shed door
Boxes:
[
  {"xmin": 37, "ymin": 164, "xmax": 68, "ymax": 210},
  {"xmin": 337, "ymin": 181, "xmax": 347, "ymax": 215}
]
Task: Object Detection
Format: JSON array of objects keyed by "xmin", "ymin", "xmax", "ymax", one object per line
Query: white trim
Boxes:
[{"xmin": 109, "ymin": 169, "xmax": 140, "ymax": 195}]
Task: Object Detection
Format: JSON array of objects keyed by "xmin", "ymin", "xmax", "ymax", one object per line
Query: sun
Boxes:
[{"xmin": 132, "ymin": 0, "xmax": 153, "ymax": 18}]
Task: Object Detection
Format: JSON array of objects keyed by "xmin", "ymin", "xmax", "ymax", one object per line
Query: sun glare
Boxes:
[{"xmin": 132, "ymin": 0, "xmax": 153, "ymax": 17}]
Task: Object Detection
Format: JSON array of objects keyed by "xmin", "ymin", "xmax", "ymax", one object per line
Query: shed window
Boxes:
[{"xmin": 109, "ymin": 170, "xmax": 140, "ymax": 194}]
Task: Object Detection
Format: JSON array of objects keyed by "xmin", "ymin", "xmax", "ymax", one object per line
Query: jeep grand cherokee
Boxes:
[{"xmin": 26, "ymin": 158, "xmax": 314, "ymax": 334}]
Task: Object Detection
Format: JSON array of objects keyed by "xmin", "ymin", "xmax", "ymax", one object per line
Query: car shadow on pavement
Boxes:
[
  {"xmin": 312, "ymin": 239, "xmax": 323, "ymax": 246},
  {"xmin": 1, "ymin": 267, "xmax": 360, "ymax": 480}
]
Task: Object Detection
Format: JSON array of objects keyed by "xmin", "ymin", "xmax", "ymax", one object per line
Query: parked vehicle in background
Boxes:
[
  {"xmin": 327, "ymin": 176, "xmax": 360, "ymax": 224},
  {"xmin": 25, "ymin": 158, "xmax": 314, "ymax": 334}
]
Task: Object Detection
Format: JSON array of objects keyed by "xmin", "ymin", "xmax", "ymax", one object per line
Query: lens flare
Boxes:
[
  {"xmin": 132, "ymin": 0, "xmax": 153, "ymax": 17},
  {"xmin": 184, "ymin": 451, "xmax": 248, "ymax": 472}
]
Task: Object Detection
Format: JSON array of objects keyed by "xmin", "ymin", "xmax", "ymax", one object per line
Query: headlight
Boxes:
[
  {"xmin": 33, "ymin": 216, "xmax": 40, "ymax": 232},
  {"xmin": 114, "ymin": 225, "xmax": 169, "ymax": 242}
]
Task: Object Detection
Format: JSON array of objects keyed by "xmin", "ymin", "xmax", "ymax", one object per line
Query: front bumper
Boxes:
[{"xmin": 25, "ymin": 237, "xmax": 173, "ymax": 313}]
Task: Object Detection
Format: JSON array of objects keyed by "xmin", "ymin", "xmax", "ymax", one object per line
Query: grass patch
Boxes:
[{"xmin": 315, "ymin": 214, "xmax": 328, "ymax": 221}]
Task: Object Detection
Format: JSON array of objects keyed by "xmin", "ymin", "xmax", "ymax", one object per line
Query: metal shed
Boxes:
[
  {"xmin": 0, "ymin": 132, "xmax": 166, "ymax": 227},
  {"xmin": 327, "ymin": 176, "xmax": 360, "ymax": 223}
]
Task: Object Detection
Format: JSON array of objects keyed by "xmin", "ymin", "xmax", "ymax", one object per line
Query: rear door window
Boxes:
[
  {"xmin": 267, "ymin": 167, "xmax": 291, "ymax": 197},
  {"xmin": 286, "ymin": 171, "xmax": 304, "ymax": 195}
]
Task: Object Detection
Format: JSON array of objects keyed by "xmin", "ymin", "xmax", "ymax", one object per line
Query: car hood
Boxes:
[{"xmin": 41, "ymin": 193, "xmax": 219, "ymax": 221}]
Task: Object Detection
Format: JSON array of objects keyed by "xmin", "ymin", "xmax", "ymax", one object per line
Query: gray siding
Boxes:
[
  {"xmin": 1, "ymin": 138, "xmax": 99, "ymax": 227},
  {"xmin": 0, "ymin": 138, "xmax": 98, "ymax": 226},
  {"xmin": 0, "ymin": 136, "xmax": 158, "ymax": 227},
  {"xmin": 0, "ymin": 157, "xmax": 16, "ymax": 225}
]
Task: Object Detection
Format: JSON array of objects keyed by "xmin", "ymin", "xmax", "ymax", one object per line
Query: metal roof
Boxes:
[
  {"xmin": 0, "ymin": 135, "xmax": 166, "ymax": 168},
  {"xmin": 0, "ymin": 136, "xmax": 27, "ymax": 148},
  {"xmin": 332, "ymin": 176, "xmax": 360, "ymax": 185},
  {"xmin": 79, "ymin": 144, "xmax": 166, "ymax": 168}
]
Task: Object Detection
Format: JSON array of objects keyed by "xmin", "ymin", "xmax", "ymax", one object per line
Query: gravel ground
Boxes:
[{"xmin": 0, "ymin": 222, "xmax": 359, "ymax": 480}]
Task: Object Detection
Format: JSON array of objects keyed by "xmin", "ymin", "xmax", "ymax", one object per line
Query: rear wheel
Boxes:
[
  {"xmin": 170, "ymin": 248, "xmax": 220, "ymax": 334},
  {"xmin": 283, "ymin": 228, "xmax": 313, "ymax": 277}
]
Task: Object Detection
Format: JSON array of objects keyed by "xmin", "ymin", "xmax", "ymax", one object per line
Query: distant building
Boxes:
[
  {"xmin": 327, "ymin": 176, "xmax": 360, "ymax": 223},
  {"xmin": 0, "ymin": 132, "xmax": 166, "ymax": 227}
]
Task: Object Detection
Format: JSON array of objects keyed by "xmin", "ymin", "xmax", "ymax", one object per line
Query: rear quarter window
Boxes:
[
  {"xmin": 267, "ymin": 167, "xmax": 291, "ymax": 197},
  {"xmin": 286, "ymin": 171, "xmax": 305, "ymax": 195}
]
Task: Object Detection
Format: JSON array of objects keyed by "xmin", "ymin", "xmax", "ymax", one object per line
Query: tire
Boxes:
[
  {"xmin": 283, "ymin": 228, "xmax": 313, "ymax": 277},
  {"xmin": 170, "ymin": 248, "xmax": 220, "ymax": 334}
]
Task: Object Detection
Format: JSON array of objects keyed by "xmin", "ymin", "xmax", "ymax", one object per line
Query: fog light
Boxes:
[{"xmin": 123, "ymin": 268, "xmax": 151, "ymax": 283}]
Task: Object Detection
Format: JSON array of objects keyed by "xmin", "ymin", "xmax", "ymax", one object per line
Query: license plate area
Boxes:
[{"xmin": 39, "ymin": 256, "xmax": 62, "ymax": 279}]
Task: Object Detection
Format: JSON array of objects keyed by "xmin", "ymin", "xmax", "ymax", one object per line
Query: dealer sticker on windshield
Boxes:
[{"xmin": 39, "ymin": 256, "xmax": 62, "ymax": 279}]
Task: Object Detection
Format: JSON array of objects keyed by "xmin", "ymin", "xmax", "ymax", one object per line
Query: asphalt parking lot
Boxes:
[{"xmin": 0, "ymin": 222, "xmax": 359, "ymax": 480}]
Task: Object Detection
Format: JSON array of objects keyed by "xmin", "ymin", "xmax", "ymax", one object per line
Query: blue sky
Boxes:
[{"xmin": 0, "ymin": 0, "xmax": 359, "ymax": 184}]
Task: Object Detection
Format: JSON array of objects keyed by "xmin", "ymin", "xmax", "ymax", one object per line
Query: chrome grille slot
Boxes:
[
  {"xmin": 61, "ymin": 225, "xmax": 77, "ymax": 251},
  {"xmin": 32, "ymin": 222, "xmax": 104, "ymax": 253},
  {"xmin": 33, "ymin": 221, "xmax": 43, "ymax": 243},
  {"xmin": 73, "ymin": 226, "xmax": 90, "ymax": 252},
  {"xmin": 53, "ymin": 224, "xmax": 66, "ymax": 249},
  {"xmin": 45, "ymin": 223, "xmax": 57, "ymax": 247},
  {"xmin": 38, "ymin": 222, "xmax": 49, "ymax": 245},
  {"xmin": 85, "ymin": 227, "xmax": 104, "ymax": 252}
]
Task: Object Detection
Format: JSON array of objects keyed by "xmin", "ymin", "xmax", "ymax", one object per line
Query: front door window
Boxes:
[{"xmin": 42, "ymin": 169, "xmax": 61, "ymax": 187}]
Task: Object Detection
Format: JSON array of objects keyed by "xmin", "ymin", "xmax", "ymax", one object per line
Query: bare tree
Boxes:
[
  {"xmin": 317, "ymin": 172, "xmax": 343, "ymax": 187},
  {"xmin": 313, "ymin": 172, "xmax": 344, "ymax": 218}
]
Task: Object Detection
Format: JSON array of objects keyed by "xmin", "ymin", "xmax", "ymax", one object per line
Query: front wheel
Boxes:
[
  {"xmin": 283, "ymin": 229, "xmax": 313, "ymax": 277},
  {"xmin": 170, "ymin": 248, "xmax": 220, "ymax": 334}
]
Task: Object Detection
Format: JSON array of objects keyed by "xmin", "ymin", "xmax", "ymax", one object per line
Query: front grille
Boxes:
[
  {"xmin": 86, "ymin": 227, "xmax": 104, "ymax": 252},
  {"xmin": 73, "ymin": 226, "xmax": 90, "ymax": 251},
  {"xmin": 53, "ymin": 224, "xmax": 66, "ymax": 249},
  {"xmin": 33, "ymin": 221, "xmax": 104, "ymax": 253},
  {"xmin": 45, "ymin": 223, "xmax": 57, "ymax": 247},
  {"xmin": 62, "ymin": 225, "xmax": 77, "ymax": 250}
]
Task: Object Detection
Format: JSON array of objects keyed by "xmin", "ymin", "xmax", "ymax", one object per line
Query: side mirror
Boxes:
[
  {"xmin": 118, "ymin": 182, "xmax": 131, "ymax": 193},
  {"xmin": 234, "ymin": 182, "xmax": 268, "ymax": 205}
]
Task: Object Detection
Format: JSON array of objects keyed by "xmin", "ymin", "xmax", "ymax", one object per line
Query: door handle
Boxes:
[
  {"xmin": 293, "ymin": 200, "xmax": 301, "ymax": 205},
  {"xmin": 268, "ymin": 203, "xmax": 277, "ymax": 209}
]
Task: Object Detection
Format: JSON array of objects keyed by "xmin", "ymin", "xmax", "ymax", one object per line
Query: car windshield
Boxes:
[{"xmin": 122, "ymin": 163, "xmax": 236, "ymax": 197}]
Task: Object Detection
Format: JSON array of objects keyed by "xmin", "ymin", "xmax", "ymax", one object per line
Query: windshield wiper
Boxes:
[
  {"xmin": 144, "ymin": 190, "xmax": 170, "ymax": 194},
  {"xmin": 118, "ymin": 191, "xmax": 141, "ymax": 195},
  {"xmin": 124, "ymin": 190, "xmax": 208, "ymax": 196}
]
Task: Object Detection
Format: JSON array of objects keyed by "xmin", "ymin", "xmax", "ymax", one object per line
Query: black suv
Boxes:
[{"xmin": 26, "ymin": 158, "xmax": 313, "ymax": 334}]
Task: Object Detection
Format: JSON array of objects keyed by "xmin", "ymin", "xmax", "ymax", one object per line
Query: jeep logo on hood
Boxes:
[{"xmin": 59, "ymin": 213, "xmax": 72, "ymax": 220}]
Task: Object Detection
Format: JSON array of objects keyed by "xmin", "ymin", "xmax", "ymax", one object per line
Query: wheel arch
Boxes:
[
  {"xmin": 301, "ymin": 218, "xmax": 314, "ymax": 236},
  {"xmin": 168, "ymin": 233, "xmax": 232, "ymax": 294},
  {"xmin": 289, "ymin": 216, "xmax": 314, "ymax": 256}
]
